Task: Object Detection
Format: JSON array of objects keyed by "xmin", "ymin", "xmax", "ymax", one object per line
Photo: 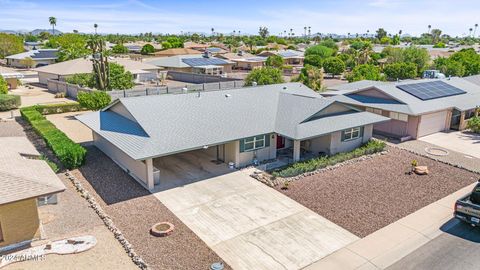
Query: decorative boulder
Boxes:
[{"xmin": 414, "ymin": 166, "xmax": 429, "ymax": 175}]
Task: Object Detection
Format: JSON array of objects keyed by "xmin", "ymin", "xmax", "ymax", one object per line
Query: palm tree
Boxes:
[
  {"xmin": 399, "ymin": 30, "xmax": 403, "ymax": 36},
  {"xmin": 211, "ymin": 27, "xmax": 214, "ymax": 36},
  {"xmin": 366, "ymin": 29, "xmax": 370, "ymax": 38},
  {"xmin": 308, "ymin": 26, "xmax": 311, "ymax": 37},
  {"xmin": 428, "ymin": 25, "xmax": 431, "ymax": 34},
  {"xmin": 49, "ymin": 16, "xmax": 57, "ymax": 35},
  {"xmin": 283, "ymin": 30, "xmax": 287, "ymax": 37},
  {"xmin": 347, "ymin": 32, "xmax": 350, "ymax": 38},
  {"xmin": 233, "ymin": 30, "xmax": 236, "ymax": 36},
  {"xmin": 469, "ymin": 27, "xmax": 473, "ymax": 37},
  {"xmin": 238, "ymin": 30, "xmax": 241, "ymax": 36},
  {"xmin": 304, "ymin": 26, "xmax": 307, "ymax": 36},
  {"xmin": 94, "ymin": 23, "xmax": 98, "ymax": 35},
  {"xmin": 474, "ymin": 24, "xmax": 479, "ymax": 37}
]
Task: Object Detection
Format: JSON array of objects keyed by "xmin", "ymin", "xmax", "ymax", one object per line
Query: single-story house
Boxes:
[
  {"xmin": 205, "ymin": 47, "xmax": 229, "ymax": 55},
  {"xmin": 147, "ymin": 53, "xmax": 234, "ymax": 75},
  {"xmin": 0, "ymin": 72, "xmax": 24, "ymax": 89},
  {"xmin": 77, "ymin": 83, "xmax": 388, "ymax": 190},
  {"xmin": 218, "ymin": 52, "xmax": 266, "ymax": 70},
  {"xmin": 323, "ymin": 78, "xmax": 480, "ymax": 140},
  {"xmin": 5, "ymin": 49, "xmax": 58, "ymax": 68},
  {"xmin": 257, "ymin": 50, "xmax": 304, "ymax": 66},
  {"xmin": 183, "ymin": 42, "xmax": 210, "ymax": 51},
  {"xmin": 153, "ymin": 48, "xmax": 202, "ymax": 58},
  {"xmin": 0, "ymin": 137, "xmax": 65, "ymax": 251},
  {"xmin": 34, "ymin": 57, "xmax": 162, "ymax": 85}
]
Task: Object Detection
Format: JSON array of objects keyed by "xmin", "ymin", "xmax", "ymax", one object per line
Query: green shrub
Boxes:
[
  {"xmin": 272, "ymin": 139, "xmax": 386, "ymax": 178},
  {"xmin": 40, "ymin": 154, "xmax": 59, "ymax": 173},
  {"xmin": 20, "ymin": 106, "xmax": 87, "ymax": 169},
  {"xmin": 0, "ymin": 75, "xmax": 8, "ymax": 94},
  {"xmin": 33, "ymin": 103, "xmax": 83, "ymax": 115},
  {"xmin": 77, "ymin": 91, "xmax": 111, "ymax": 110},
  {"xmin": 467, "ymin": 116, "xmax": 480, "ymax": 133},
  {"xmin": 0, "ymin": 94, "xmax": 21, "ymax": 111}
]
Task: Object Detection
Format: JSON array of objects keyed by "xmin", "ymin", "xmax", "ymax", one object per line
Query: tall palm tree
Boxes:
[
  {"xmin": 308, "ymin": 26, "xmax": 311, "ymax": 37},
  {"xmin": 283, "ymin": 30, "xmax": 287, "ymax": 37},
  {"xmin": 49, "ymin": 16, "xmax": 57, "ymax": 35},
  {"xmin": 304, "ymin": 26, "xmax": 307, "ymax": 36},
  {"xmin": 428, "ymin": 25, "xmax": 431, "ymax": 34},
  {"xmin": 469, "ymin": 28, "xmax": 473, "ymax": 37},
  {"xmin": 94, "ymin": 23, "xmax": 98, "ymax": 35},
  {"xmin": 347, "ymin": 32, "xmax": 350, "ymax": 38},
  {"xmin": 399, "ymin": 29, "xmax": 403, "ymax": 36},
  {"xmin": 474, "ymin": 24, "xmax": 479, "ymax": 37},
  {"xmin": 238, "ymin": 30, "xmax": 241, "ymax": 36},
  {"xmin": 233, "ymin": 30, "xmax": 236, "ymax": 36},
  {"xmin": 211, "ymin": 27, "xmax": 214, "ymax": 36}
]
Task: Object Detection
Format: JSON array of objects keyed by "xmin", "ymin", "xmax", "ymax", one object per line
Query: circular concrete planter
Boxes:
[{"xmin": 150, "ymin": 222, "xmax": 174, "ymax": 237}]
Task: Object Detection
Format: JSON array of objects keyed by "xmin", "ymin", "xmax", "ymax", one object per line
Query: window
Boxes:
[
  {"xmin": 389, "ymin": 112, "xmax": 409, "ymax": 122},
  {"xmin": 366, "ymin": 107, "xmax": 382, "ymax": 115},
  {"xmin": 341, "ymin": 127, "xmax": 363, "ymax": 141},
  {"xmin": 240, "ymin": 135, "xmax": 270, "ymax": 152}
]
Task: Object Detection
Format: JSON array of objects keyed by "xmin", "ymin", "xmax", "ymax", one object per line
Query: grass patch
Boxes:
[
  {"xmin": 272, "ymin": 140, "xmax": 386, "ymax": 178},
  {"xmin": 20, "ymin": 105, "xmax": 86, "ymax": 169}
]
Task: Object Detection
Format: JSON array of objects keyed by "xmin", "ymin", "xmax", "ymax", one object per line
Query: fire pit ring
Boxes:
[
  {"xmin": 424, "ymin": 147, "xmax": 449, "ymax": 156},
  {"xmin": 150, "ymin": 222, "xmax": 175, "ymax": 237}
]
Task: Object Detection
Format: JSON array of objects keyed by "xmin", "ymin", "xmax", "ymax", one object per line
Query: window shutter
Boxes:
[
  {"xmin": 239, "ymin": 139, "xmax": 245, "ymax": 153},
  {"xmin": 265, "ymin": 134, "xmax": 270, "ymax": 147}
]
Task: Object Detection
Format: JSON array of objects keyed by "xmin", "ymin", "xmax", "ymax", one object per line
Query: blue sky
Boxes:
[{"xmin": 0, "ymin": 0, "xmax": 478, "ymax": 36}]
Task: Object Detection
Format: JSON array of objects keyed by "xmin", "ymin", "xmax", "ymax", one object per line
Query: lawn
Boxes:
[{"xmin": 276, "ymin": 147, "xmax": 479, "ymax": 237}]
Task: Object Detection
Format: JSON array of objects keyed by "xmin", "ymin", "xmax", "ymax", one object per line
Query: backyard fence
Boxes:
[{"xmin": 46, "ymin": 79, "xmax": 246, "ymax": 101}]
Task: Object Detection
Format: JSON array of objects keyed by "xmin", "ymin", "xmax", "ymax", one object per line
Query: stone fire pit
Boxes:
[{"xmin": 150, "ymin": 222, "xmax": 174, "ymax": 237}]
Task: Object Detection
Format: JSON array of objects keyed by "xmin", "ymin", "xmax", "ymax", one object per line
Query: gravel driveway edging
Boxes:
[
  {"xmin": 252, "ymin": 151, "xmax": 389, "ymax": 186},
  {"xmin": 388, "ymin": 143, "xmax": 479, "ymax": 174},
  {"xmin": 64, "ymin": 171, "xmax": 148, "ymax": 270}
]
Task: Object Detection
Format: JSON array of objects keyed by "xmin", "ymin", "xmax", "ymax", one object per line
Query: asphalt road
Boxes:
[{"xmin": 387, "ymin": 218, "xmax": 480, "ymax": 270}]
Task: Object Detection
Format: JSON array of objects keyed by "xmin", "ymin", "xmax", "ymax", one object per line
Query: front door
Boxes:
[
  {"xmin": 276, "ymin": 135, "xmax": 285, "ymax": 149},
  {"xmin": 450, "ymin": 109, "xmax": 462, "ymax": 130}
]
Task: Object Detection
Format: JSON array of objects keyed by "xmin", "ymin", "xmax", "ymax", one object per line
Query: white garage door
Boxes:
[{"xmin": 417, "ymin": 111, "xmax": 448, "ymax": 138}]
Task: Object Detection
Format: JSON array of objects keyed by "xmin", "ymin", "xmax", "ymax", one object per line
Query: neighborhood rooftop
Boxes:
[
  {"xmin": 77, "ymin": 83, "xmax": 388, "ymax": 160},
  {"xmin": 5, "ymin": 49, "xmax": 58, "ymax": 60}
]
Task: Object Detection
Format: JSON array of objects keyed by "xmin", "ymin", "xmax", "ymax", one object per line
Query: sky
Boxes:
[{"xmin": 0, "ymin": 0, "xmax": 478, "ymax": 37}]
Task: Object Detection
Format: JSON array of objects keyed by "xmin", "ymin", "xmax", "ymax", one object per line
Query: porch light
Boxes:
[{"xmin": 203, "ymin": 145, "xmax": 209, "ymax": 149}]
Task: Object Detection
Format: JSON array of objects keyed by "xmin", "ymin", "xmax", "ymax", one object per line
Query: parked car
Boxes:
[
  {"xmin": 454, "ymin": 181, "xmax": 480, "ymax": 226},
  {"xmin": 422, "ymin": 70, "xmax": 446, "ymax": 79}
]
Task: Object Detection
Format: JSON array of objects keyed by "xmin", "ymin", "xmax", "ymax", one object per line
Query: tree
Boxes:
[
  {"xmin": 66, "ymin": 73, "xmax": 94, "ymax": 87},
  {"xmin": 244, "ymin": 67, "xmax": 284, "ymax": 86},
  {"xmin": 304, "ymin": 55, "xmax": 323, "ymax": 68},
  {"xmin": 109, "ymin": 62, "xmax": 134, "ymax": 90},
  {"xmin": 49, "ymin": 16, "xmax": 57, "ymax": 35},
  {"xmin": 433, "ymin": 42, "xmax": 446, "ymax": 48},
  {"xmin": 94, "ymin": 23, "xmax": 98, "ymax": 35},
  {"xmin": 434, "ymin": 57, "xmax": 465, "ymax": 77},
  {"xmin": 346, "ymin": 64, "xmax": 385, "ymax": 82},
  {"xmin": 0, "ymin": 75, "xmax": 8, "ymax": 94},
  {"xmin": 87, "ymin": 37, "xmax": 109, "ymax": 90},
  {"xmin": 322, "ymin": 57, "xmax": 345, "ymax": 78},
  {"xmin": 265, "ymin": 55, "xmax": 284, "ymax": 68},
  {"xmin": 383, "ymin": 62, "xmax": 417, "ymax": 80},
  {"xmin": 140, "ymin": 44, "xmax": 155, "ymax": 55},
  {"xmin": 259, "ymin": 27, "xmax": 269, "ymax": 39},
  {"xmin": 111, "ymin": 43, "xmax": 129, "ymax": 54},
  {"xmin": 376, "ymin": 28, "xmax": 387, "ymax": 40},
  {"xmin": 430, "ymin": 29, "xmax": 442, "ymax": 43},
  {"xmin": 305, "ymin": 45, "xmax": 334, "ymax": 59},
  {"xmin": 24, "ymin": 34, "xmax": 38, "ymax": 42},
  {"xmin": 439, "ymin": 48, "xmax": 480, "ymax": 76},
  {"xmin": 0, "ymin": 33, "xmax": 24, "ymax": 58},
  {"xmin": 20, "ymin": 57, "xmax": 36, "ymax": 69},
  {"xmin": 293, "ymin": 65, "xmax": 324, "ymax": 91},
  {"xmin": 77, "ymin": 91, "xmax": 111, "ymax": 110},
  {"xmin": 402, "ymin": 46, "xmax": 430, "ymax": 74},
  {"xmin": 161, "ymin": 41, "xmax": 172, "ymax": 49},
  {"xmin": 49, "ymin": 33, "xmax": 91, "ymax": 61},
  {"xmin": 39, "ymin": 31, "xmax": 51, "ymax": 41},
  {"xmin": 380, "ymin": 36, "xmax": 391, "ymax": 45},
  {"xmin": 391, "ymin": 34, "xmax": 400, "ymax": 45}
]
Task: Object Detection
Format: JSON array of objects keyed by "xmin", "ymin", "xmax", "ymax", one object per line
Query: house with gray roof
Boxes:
[
  {"xmin": 6, "ymin": 49, "xmax": 58, "ymax": 68},
  {"xmin": 257, "ymin": 50, "xmax": 304, "ymax": 66},
  {"xmin": 147, "ymin": 53, "xmax": 234, "ymax": 76},
  {"xmin": 323, "ymin": 78, "xmax": 480, "ymax": 140},
  {"xmin": 77, "ymin": 83, "xmax": 387, "ymax": 190}
]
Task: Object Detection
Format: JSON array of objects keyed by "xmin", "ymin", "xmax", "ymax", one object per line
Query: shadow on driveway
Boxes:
[{"xmin": 440, "ymin": 218, "xmax": 480, "ymax": 243}]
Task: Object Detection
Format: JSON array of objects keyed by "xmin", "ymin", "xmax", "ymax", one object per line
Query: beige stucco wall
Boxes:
[
  {"xmin": 234, "ymin": 61, "xmax": 264, "ymax": 70},
  {"xmin": 0, "ymin": 198, "xmax": 41, "ymax": 248},
  {"xmin": 237, "ymin": 135, "xmax": 276, "ymax": 168},
  {"xmin": 308, "ymin": 134, "xmax": 332, "ymax": 154},
  {"xmin": 93, "ymin": 131, "xmax": 148, "ymax": 186}
]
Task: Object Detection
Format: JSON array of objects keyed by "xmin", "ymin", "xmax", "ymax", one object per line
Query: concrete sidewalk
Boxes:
[{"xmin": 303, "ymin": 182, "xmax": 477, "ymax": 270}]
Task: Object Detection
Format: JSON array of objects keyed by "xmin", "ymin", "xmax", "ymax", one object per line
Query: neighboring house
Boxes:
[
  {"xmin": 323, "ymin": 78, "xmax": 480, "ymax": 140},
  {"xmin": 205, "ymin": 47, "xmax": 228, "ymax": 55},
  {"xmin": 24, "ymin": 41, "xmax": 43, "ymax": 51},
  {"xmin": 0, "ymin": 137, "xmax": 65, "ymax": 251},
  {"xmin": 153, "ymin": 48, "xmax": 202, "ymax": 58},
  {"xmin": 147, "ymin": 53, "xmax": 234, "ymax": 75},
  {"xmin": 218, "ymin": 51, "xmax": 266, "ymax": 70},
  {"xmin": 0, "ymin": 72, "xmax": 24, "ymax": 89},
  {"xmin": 77, "ymin": 83, "xmax": 388, "ymax": 190},
  {"xmin": 34, "ymin": 57, "xmax": 162, "ymax": 85},
  {"xmin": 183, "ymin": 42, "xmax": 210, "ymax": 51},
  {"xmin": 5, "ymin": 49, "xmax": 58, "ymax": 68},
  {"xmin": 257, "ymin": 49, "xmax": 304, "ymax": 66}
]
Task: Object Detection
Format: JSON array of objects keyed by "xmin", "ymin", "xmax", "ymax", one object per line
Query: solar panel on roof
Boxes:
[
  {"xmin": 396, "ymin": 81, "xmax": 466, "ymax": 100},
  {"xmin": 182, "ymin": 58, "xmax": 228, "ymax": 67}
]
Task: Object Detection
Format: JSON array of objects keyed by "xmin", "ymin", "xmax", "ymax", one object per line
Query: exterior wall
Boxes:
[
  {"xmin": 309, "ymin": 103, "xmax": 352, "ymax": 119},
  {"xmin": 234, "ymin": 61, "xmax": 264, "ymax": 70},
  {"xmin": 374, "ymin": 118, "xmax": 408, "ymax": 137},
  {"xmin": 93, "ymin": 131, "xmax": 148, "ymax": 186},
  {"xmin": 224, "ymin": 140, "xmax": 239, "ymax": 165},
  {"xmin": 0, "ymin": 198, "xmax": 40, "ymax": 248},
  {"xmin": 5, "ymin": 78, "xmax": 18, "ymax": 89},
  {"xmin": 38, "ymin": 72, "xmax": 60, "ymax": 85},
  {"xmin": 8, "ymin": 59, "xmax": 55, "ymax": 68},
  {"xmin": 307, "ymin": 134, "xmax": 332, "ymax": 154},
  {"xmin": 237, "ymin": 135, "xmax": 276, "ymax": 167},
  {"xmin": 406, "ymin": 115, "xmax": 420, "ymax": 139},
  {"xmin": 109, "ymin": 103, "xmax": 137, "ymax": 122},
  {"xmin": 330, "ymin": 124, "xmax": 373, "ymax": 154}
]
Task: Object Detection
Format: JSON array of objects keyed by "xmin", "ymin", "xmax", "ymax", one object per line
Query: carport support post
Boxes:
[
  {"xmin": 146, "ymin": 158, "xmax": 154, "ymax": 190},
  {"xmin": 293, "ymin": 140, "xmax": 301, "ymax": 162}
]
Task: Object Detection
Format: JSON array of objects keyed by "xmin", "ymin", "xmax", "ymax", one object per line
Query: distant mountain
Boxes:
[
  {"xmin": 31, "ymin": 29, "xmax": 63, "ymax": 35},
  {"xmin": 0, "ymin": 30, "xmax": 18, "ymax": 34}
]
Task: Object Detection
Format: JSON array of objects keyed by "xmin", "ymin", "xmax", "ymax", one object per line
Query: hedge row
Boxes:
[
  {"xmin": 21, "ymin": 106, "xmax": 87, "ymax": 169},
  {"xmin": 272, "ymin": 139, "xmax": 386, "ymax": 178},
  {"xmin": 32, "ymin": 102, "xmax": 84, "ymax": 115},
  {"xmin": 0, "ymin": 94, "xmax": 21, "ymax": 111}
]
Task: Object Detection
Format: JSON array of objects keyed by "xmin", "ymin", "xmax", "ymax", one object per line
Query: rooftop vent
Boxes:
[{"xmin": 203, "ymin": 51, "xmax": 211, "ymax": 58}]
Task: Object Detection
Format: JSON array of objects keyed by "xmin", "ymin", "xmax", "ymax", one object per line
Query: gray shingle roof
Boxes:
[
  {"xmin": 77, "ymin": 83, "xmax": 388, "ymax": 160},
  {"xmin": 325, "ymin": 78, "xmax": 480, "ymax": 115}
]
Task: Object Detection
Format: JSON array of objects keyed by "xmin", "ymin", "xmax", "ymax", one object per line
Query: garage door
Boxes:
[{"xmin": 417, "ymin": 111, "xmax": 448, "ymax": 138}]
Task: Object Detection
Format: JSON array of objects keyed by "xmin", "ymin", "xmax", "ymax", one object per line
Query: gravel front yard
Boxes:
[
  {"xmin": 71, "ymin": 146, "xmax": 230, "ymax": 270},
  {"xmin": 276, "ymin": 147, "xmax": 479, "ymax": 237}
]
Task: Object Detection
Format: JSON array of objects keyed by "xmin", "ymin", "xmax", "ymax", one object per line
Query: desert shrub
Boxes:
[
  {"xmin": 77, "ymin": 91, "xmax": 111, "ymax": 110},
  {"xmin": 467, "ymin": 116, "xmax": 480, "ymax": 133},
  {"xmin": 20, "ymin": 106, "xmax": 86, "ymax": 169},
  {"xmin": 0, "ymin": 94, "xmax": 21, "ymax": 111},
  {"xmin": 0, "ymin": 75, "xmax": 8, "ymax": 94},
  {"xmin": 272, "ymin": 140, "xmax": 386, "ymax": 178}
]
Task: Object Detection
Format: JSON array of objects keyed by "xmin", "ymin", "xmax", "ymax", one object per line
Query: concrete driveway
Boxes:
[
  {"xmin": 152, "ymin": 168, "xmax": 358, "ymax": 270},
  {"xmin": 420, "ymin": 131, "xmax": 480, "ymax": 159}
]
